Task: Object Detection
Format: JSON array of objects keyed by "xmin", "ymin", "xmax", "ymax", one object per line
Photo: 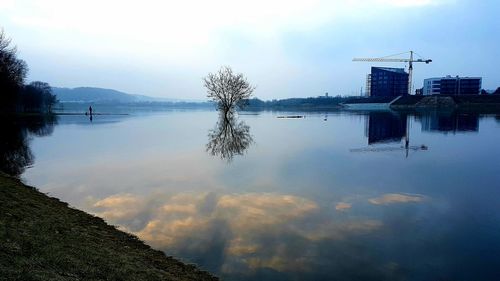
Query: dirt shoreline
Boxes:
[{"xmin": 0, "ymin": 173, "xmax": 218, "ymax": 281}]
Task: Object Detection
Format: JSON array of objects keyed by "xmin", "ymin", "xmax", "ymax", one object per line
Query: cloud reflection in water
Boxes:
[
  {"xmin": 89, "ymin": 191, "xmax": 401, "ymax": 279},
  {"xmin": 369, "ymin": 193, "xmax": 425, "ymax": 205}
]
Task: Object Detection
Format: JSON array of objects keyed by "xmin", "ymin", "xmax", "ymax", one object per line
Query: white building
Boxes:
[
  {"xmin": 423, "ymin": 76, "xmax": 482, "ymax": 95},
  {"xmin": 423, "ymin": 78, "xmax": 442, "ymax": 95}
]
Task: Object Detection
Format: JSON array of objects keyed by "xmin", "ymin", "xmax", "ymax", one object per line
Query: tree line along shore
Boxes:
[{"xmin": 1, "ymin": 30, "xmax": 57, "ymax": 114}]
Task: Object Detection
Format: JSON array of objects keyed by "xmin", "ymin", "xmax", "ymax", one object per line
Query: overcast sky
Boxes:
[{"xmin": 0, "ymin": 0, "xmax": 498, "ymax": 99}]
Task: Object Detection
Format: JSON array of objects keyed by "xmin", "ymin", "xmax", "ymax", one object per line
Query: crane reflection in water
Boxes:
[
  {"xmin": 351, "ymin": 112, "xmax": 428, "ymax": 158},
  {"xmin": 350, "ymin": 111, "xmax": 484, "ymax": 157},
  {"xmin": 206, "ymin": 113, "xmax": 253, "ymax": 161}
]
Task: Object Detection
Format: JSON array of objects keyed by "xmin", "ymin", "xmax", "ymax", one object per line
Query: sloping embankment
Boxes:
[
  {"xmin": 0, "ymin": 173, "xmax": 218, "ymax": 281},
  {"xmin": 390, "ymin": 95, "xmax": 500, "ymax": 110}
]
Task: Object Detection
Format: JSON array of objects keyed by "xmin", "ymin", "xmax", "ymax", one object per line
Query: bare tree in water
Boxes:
[{"xmin": 203, "ymin": 66, "xmax": 255, "ymax": 117}]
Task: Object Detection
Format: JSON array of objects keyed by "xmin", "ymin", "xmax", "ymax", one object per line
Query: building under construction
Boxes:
[
  {"xmin": 366, "ymin": 67, "xmax": 409, "ymax": 97},
  {"xmin": 354, "ymin": 51, "xmax": 432, "ymax": 97}
]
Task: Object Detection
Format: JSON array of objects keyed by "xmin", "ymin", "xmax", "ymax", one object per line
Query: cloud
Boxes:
[
  {"xmin": 0, "ymin": 0, "xmax": 463, "ymax": 99},
  {"xmin": 335, "ymin": 202, "xmax": 352, "ymax": 211},
  {"xmin": 88, "ymin": 191, "xmax": 384, "ymax": 274},
  {"xmin": 215, "ymin": 193, "xmax": 318, "ymax": 231},
  {"xmin": 369, "ymin": 193, "xmax": 425, "ymax": 205},
  {"xmin": 161, "ymin": 203, "xmax": 197, "ymax": 214},
  {"xmin": 304, "ymin": 219, "xmax": 383, "ymax": 241},
  {"xmin": 3, "ymin": 0, "xmax": 452, "ymax": 55},
  {"xmin": 93, "ymin": 193, "xmax": 144, "ymax": 221},
  {"xmin": 134, "ymin": 192, "xmax": 319, "ymax": 246},
  {"xmin": 378, "ymin": 0, "xmax": 451, "ymax": 7}
]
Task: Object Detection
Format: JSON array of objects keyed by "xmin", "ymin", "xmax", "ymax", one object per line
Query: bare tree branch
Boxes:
[{"xmin": 203, "ymin": 66, "xmax": 255, "ymax": 115}]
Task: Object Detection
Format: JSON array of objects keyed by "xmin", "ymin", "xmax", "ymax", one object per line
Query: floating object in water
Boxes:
[{"xmin": 277, "ymin": 115, "xmax": 304, "ymax": 119}]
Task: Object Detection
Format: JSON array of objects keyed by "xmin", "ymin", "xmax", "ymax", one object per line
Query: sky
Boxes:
[{"xmin": 0, "ymin": 0, "xmax": 498, "ymax": 100}]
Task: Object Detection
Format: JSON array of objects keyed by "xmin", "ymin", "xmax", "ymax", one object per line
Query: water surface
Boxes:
[{"xmin": 12, "ymin": 110, "xmax": 500, "ymax": 280}]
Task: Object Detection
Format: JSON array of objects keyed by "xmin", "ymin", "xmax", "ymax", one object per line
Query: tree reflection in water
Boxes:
[
  {"xmin": 0, "ymin": 115, "xmax": 57, "ymax": 176},
  {"xmin": 206, "ymin": 114, "xmax": 253, "ymax": 161}
]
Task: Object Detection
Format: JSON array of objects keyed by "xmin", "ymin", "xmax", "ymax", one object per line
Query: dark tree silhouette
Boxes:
[
  {"xmin": 20, "ymin": 81, "xmax": 58, "ymax": 113},
  {"xmin": 0, "ymin": 115, "xmax": 57, "ymax": 176},
  {"xmin": 206, "ymin": 114, "xmax": 253, "ymax": 161},
  {"xmin": 0, "ymin": 122, "xmax": 33, "ymax": 176},
  {"xmin": 0, "ymin": 29, "xmax": 28, "ymax": 111},
  {"xmin": 203, "ymin": 66, "xmax": 254, "ymax": 116},
  {"xmin": 0, "ymin": 29, "xmax": 56, "ymax": 113}
]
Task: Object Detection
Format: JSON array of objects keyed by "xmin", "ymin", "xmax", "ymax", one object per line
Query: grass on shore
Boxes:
[{"xmin": 0, "ymin": 173, "xmax": 218, "ymax": 281}]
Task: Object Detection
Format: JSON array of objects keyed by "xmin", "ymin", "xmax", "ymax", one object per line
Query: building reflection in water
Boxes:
[
  {"xmin": 420, "ymin": 111, "xmax": 479, "ymax": 133},
  {"xmin": 365, "ymin": 112, "xmax": 407, "ymax": 145},
  {"xmin": 364, "ymin": 111, "xmax": 481, "ymax": 145},
  {"xmin": 357, "ymin": 112, "xmax": 427, "ymax": 158},
  {"xmin": 0, "ymin": 115, "xmax": 58, "ymax": 176}
]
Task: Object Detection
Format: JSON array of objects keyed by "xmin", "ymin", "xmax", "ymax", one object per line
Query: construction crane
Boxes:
[{"xmin": 353, "ymin": 51, "xmax": 432, "ymax": 95}]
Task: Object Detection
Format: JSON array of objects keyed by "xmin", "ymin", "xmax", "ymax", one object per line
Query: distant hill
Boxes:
[{"xmin": 52, "ymin": 87, "xmax": 176, "ymax": 103}]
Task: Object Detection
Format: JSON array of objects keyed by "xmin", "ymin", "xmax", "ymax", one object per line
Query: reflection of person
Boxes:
[{"xmin": 89, "ymin": 106, "xmax": 93, "ymax": 115}]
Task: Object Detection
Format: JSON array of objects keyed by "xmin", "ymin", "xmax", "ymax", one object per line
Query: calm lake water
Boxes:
[{"xmin": 7, "ymin": 109, "xmax": 500, "ymax": 280}]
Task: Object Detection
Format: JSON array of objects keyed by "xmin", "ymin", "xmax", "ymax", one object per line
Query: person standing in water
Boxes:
[{"xmin": 88, "ymin": 105, "xmax": 94, "ymax": 123}]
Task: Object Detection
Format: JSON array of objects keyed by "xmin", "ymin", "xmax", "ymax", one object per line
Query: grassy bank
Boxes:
[
  {"xmin": 0, "ymin": 173, "xmax": 218, "ymax": 281},
  {"xmin": 390, "ymin": 94, "xmax": 500, "ymax": 110}
]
